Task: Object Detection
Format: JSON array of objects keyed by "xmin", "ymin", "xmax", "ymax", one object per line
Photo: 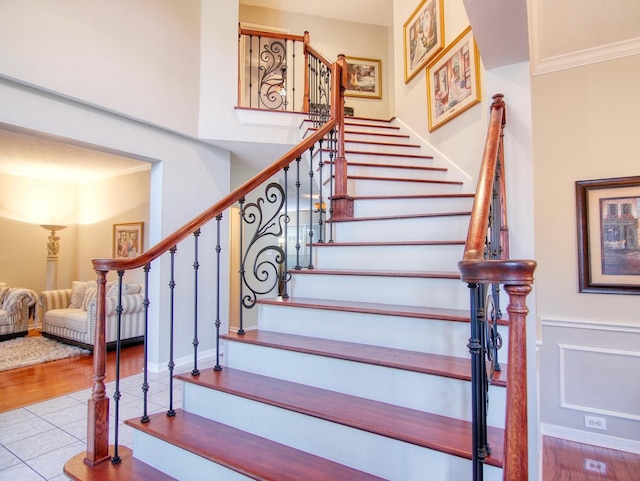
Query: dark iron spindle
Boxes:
[
  {"xmin": 140, "ymin": 264, "xmax": 151, "ymax": 423},
  {"xmin": 294, "ymin": 156, "xmax": 302, "ymax": 269},
  {"xmin": 282, "ymin": 165, "xmax": 290, "ymax": 298},
  {"xmin": 328, "ymin": 128, "xmax": 336, "ymax": 243},
  {"xmin": 237, "ymin": 198, "xmax": 246, "ymax": 335},
  {"xmin": 167, "ymin": 246, "xmax": 177, "ymax": 417},
  {"xmin": 317, "ymin": 138, "xmax": 325, "ymax": 243},
  {"xmin": 292, "ymin": 40, "xmax": 296, "ymax": 111},
  {"xmin": 214, "ymin": 214, "xmax": 223, "ymax": 371},
  {"xmin": 110, "ymin": 271, "xmax": 125, "ymax": 465},
  {"xmin": 308, "ymin": 145, "xmax": 315, "ymax": 269},
  {"xmin": 192, "ymin": 229, "xmax": 200, "ymax": 376},
  {"xmin": 249, "ymin": 35, "xmax": 253, "ymax": 109}
]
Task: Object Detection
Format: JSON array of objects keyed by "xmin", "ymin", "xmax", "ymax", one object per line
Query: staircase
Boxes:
[{"xmin": 119, "ymin": 117, "xmax": 508, "ymax": 480}]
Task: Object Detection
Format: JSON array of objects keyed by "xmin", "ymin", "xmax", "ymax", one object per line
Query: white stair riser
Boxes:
[
  {"xmin": 345, "ymin": 123, "xmax": 400, "ymax": 133},
  {"xmin": 256, "ymin": 304, "xmax": 511, "ymax": 360},
  {"xmin": 334, "ymin": 215, "xmax": 470, "ymax": 242},
  {"xmin": 182, "ymin": 384, "xmax": 503, "ymax": 481},
  {"xmin": 354, "ymin": 196, "xmax": 474, "ymax": 217},
  {"xmin": 289, "ymin": 274, "xmax": 469, "ymax": 310},
  {"xmin": 223, "ymin": 341, "xmax": 506, "ymax": 427},
  {"xmin": 313, "ymin": 243, "xmax": 464, "ymax": 271},
  {"xmin": 132, "ymin": 430, "xmax": 251, "ymax": 481},
  {"xmin": 348, "ymin": 178, "xmax": 463, "ymax": 196},
  {"xmin": 348, "ymin": 164, "xmax": 449, "ymax": 181},
  {"xmin": 345, "ymin": 142, "xmax": 422, "ymax": 156},
  {"xmin": 345, "ymin": 132, "xmax": 412, "ymax": 143}
]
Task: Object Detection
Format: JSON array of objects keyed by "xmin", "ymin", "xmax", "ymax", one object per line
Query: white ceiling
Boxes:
[{"xmin": 0, "ymin": 125, "xmax": 149, "ymax": 184}]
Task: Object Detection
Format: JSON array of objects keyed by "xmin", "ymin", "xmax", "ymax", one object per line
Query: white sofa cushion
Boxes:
[
  {"xmin": 44, "ymin": 308, "xmax": 88, "ymax": 333},
  {"xmin": 0, "ymin": 309, "xmax": 10, "ymax": 326},
  {"xmin": 69, "ymin": 281, "xmax": 87, "ymax": 308}
]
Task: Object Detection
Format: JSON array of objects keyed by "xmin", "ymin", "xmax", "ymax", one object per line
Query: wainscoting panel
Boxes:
[{"xmin": 540, "ymin": 318, "xmax": 640, "ymax": 449}]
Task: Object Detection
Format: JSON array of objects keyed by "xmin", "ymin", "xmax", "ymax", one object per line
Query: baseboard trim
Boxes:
[{"xmin": 540, "ymin": 423, "xmax": 640, "ymax": 454}]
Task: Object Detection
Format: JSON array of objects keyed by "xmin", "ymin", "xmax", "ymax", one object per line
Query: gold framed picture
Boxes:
[
  {"xmin": 345, "ymin": 57, "xmax": 382, "ymax": 99},
  {"xmin": 426, "ymin": 26, "xmax": 481, "ymax": 132},
  {"xmin": 113, "ymin": 222, "xmax": 144, "ymax": 259},
  {"xmin": 403, "ymin": 0, "xmax": 444, "ymax": 84}
]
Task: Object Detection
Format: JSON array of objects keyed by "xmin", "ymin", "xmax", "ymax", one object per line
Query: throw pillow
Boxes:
[
  {"xmin": 69, "ymin": 281, "xmax": 87, "ymax": 308},
  {"xmin": 82, "ymin": 287, "xmax": 98, "ymax": 311}
]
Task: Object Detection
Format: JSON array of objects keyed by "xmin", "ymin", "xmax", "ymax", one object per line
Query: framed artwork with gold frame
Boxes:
[
  {"xmin": 345, "ymin": 56, "xmax": 382, "ymax": 99},
  {"xmin": 113, "ymin": 222, "xmax": 144, "ymax": 259},
  {"xmin": 403, "ymin": 0, "xmax": 444, "ymax": 83}
]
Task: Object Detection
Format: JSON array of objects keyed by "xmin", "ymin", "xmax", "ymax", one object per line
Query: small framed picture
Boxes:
[
  {"xmin": 113, "ymin": 222, "xmax": 144, "ymax": 259},
  {"xmin": 345, "ymin": 57, "xmax": 382, "ymax": 99},
  {"xmin": 403, "ymin": 0, "xmax": 444, "ymax": 83},
  {"xmin": 576, "ymin": 176, "xmax": 640, "ymax": 294},
  {"xmin": 426, "ymin": 26, "xmax": 481, "ymax": 132}
]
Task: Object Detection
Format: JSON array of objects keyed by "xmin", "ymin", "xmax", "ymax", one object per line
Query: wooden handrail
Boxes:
[
  {"xmin": 458, "ymin": 94, "xmax": 536, "ymax": 481},
  {"xmin": 305, "ymin": 43, "xmax": 332, "ymax": 68},
  {"xmin": 85, "ymin": 55, "xmax": 345, "ymax": 467},
  {"xmin": 239, "ymin": 27, "xmax": 306, "ymax": 44}
]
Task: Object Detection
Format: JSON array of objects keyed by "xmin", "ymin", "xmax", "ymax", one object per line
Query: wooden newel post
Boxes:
[
  {"xmin": 502, "ymin": 282, "xmax": 532, "ymax": 481},
  {"xmin": 331, "ymin": 54, "xmax": 353, "ymax": 220},
  {"xmin": 84, "ymin": 270, "xmax": 110, "ymax": 466}
]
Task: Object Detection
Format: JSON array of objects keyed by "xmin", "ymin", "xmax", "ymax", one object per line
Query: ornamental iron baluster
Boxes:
[
  {"xmin": 258, "ymin": 39, "xmax": 288, "ymax": 110},
  {"xmin": 317, "ymin": 138, "xmax": 325, "ymax": 243},
  {"xmin": 328, "ymin": 128, "xmax": 336, "ymax": 243},
  {"xmin": 167, "ymin": 246, "xmax": 177, "ymax": 417},
  {"xmin": 308, "ymin": 145, "xmax": 315, "ymax": 269},
  {"xmin": 240, "ymin": 183, "xmax": 286, "ymax": 310},
  {"xmin": 140, "ymin": 264, "xmax": 151, "ymax": 423},
  {"xmin": 281, "ymin": 166, "xmax": 291, "ymax": 298},
  {"xmin": 214, "ymin": 215, "xmax": 223, "ymax": 371},
  {"xmin": 192, "ymin": 229, "xmax": 200, "ymax": 376},
  {"xmin": 238, "ymin": 198, "xmax": 246, "ymax": 335},
  {"xmin": 294, "ymin": 157, "xmax": 302, "ymax": 269},
  {"xmin": 110, "ymin": 271, "xmax": 125, "ymax": 465}
]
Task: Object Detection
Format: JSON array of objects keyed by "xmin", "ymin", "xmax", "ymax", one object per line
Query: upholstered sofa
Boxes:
[
  {"xmin": 0, "ymin": 287, "xmax": 38, "ymax": 340},
  {"xmin": 40, "ymin": 281, "xmax": 145, "ymax": 350}
]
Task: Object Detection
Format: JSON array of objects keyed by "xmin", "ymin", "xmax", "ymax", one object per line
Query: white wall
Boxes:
[
  {"xmin": 0, "ymin": 76, "xmax": 231, "ymax": 369},
  {"xmin": 0, "ymin": 0, "xmax": 202, "ymax": 136},
  {"xmin": 533, "ymin": 54, "xmax": 640, "ymax": 450}
]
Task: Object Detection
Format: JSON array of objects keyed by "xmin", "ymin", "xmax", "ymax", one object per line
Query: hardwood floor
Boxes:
[
  {"xmin": 1, "ymin": 332, "xmax": 638, "ymax": 480},
  {"xmin": 543, "ymin": 436, "xmax": 640, "ymax": 481},
  {"xmin": 0, "ymin": 330, "xmax": 144, "ymax": 413}
]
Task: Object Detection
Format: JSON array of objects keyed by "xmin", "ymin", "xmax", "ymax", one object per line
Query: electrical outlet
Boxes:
[
  {"xmin": 584, "ymin": 415, "xmax": 606, "ymax": 430},
  {"xmin": 584, "ymin": 459, "xmax": 607, "ymax": 473}
]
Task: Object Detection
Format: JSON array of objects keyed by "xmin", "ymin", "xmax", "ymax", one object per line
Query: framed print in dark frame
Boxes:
[{"xmin": 576, "ymin": 176, "xmax": 640, "ymax": 294}]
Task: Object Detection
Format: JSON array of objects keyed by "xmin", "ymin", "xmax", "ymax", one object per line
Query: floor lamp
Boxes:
[{"xmin": 41, "ymin": 225, "xmax": 67, "ymax": 291}]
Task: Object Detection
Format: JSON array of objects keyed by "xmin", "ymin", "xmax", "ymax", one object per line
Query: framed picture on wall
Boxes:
[
  {"xmin": 403, "ymin": 0, "xmax": 444, "ymax": 84},
  {"xmin": 425, "ymin": 26, "xmax": 481, "ymax": 132},
  {"xmin": 345, "ymin": 57, "xmax": 382, "ymax": 99},
  {"xmin": 576, "ymin": 176, "xmax": 640, "ymax": 294},
  {"xmin": 113, "ymin": 222, "xmax": 144, "ymax": 259}
]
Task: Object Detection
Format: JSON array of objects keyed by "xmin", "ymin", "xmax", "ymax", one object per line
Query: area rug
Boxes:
[{"xmin": 0, "ymin": 336, "xmax": 90, "ymax": 371}]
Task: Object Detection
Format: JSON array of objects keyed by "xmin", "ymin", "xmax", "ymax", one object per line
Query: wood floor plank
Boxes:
[
  {"xmin": 175, "ymin": 367, "xmax": 505, "ymax": 468},
  {"xmin": 0, "ymin": 331, "xmax": 144, "ymax": 413},
  {"xmin": 126, "ymin": 410, "xmax": 386, "ymax": 481}
]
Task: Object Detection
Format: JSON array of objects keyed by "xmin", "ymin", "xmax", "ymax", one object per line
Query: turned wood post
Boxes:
[
  {"xmin": 502, "ymin": 282, "xmax": 532, "ymax": 481},
  {"xmin": 331, "ymin": 54, "xmax": 353, "ymax": 220},
  {"xmin": 84, "ymin": 270, "xmax": 110, "ymax": 466}
]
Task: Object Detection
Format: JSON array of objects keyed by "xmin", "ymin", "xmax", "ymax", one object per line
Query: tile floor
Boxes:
[{"xmin": 0, "ymin": 368, "xmax": 187, "ymax": 480}]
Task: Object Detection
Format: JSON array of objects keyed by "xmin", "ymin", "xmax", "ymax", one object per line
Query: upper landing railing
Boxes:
[{"xmin": 458, "ymin": 94, "xmax": 536, "ymax": 481}]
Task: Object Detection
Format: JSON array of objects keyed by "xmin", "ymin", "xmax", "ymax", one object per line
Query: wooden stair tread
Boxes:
[
  {"xmin": 222, "ymin": 330, "xmax": 507, "ymax": 385},
  {"xmin": 347, "ymin": 174, "xmax": 463, "ymax": 185},
  {"xmin": 289, "ymin": 268, "xmax": 461, "ymax": 279},
  {"xmin": 257, "ymin": 296, "xmax": 509, "ymax": 327},
  {"xmin": 311, "ymin": 240, "xmax": 465, "ymax": 247},
  {"xmin": 346, "ymin": 149, "xmax": 432, "ymax": 159},
  {"xmin": 354, "ymin": 193, "xmax": 475, "ymax": 200},
  {"xmin": 346, "ymin": 161, "xmax": 447, "ymax": 172},
  {"xmin": 344, "ymin": 121, "xmax": 400, "ymax": 130},
  {"xmin": 126, "ymin": 410, "xmax": 385, "ymax": 481},
  {"xmin": 306, "ymin": 126, "xmax": 410, "ymax": 139},
  {"xmin": 175, "ymin": 368, "xmax": 505, "ymax": 468},
  {"xmin": 64, "ymin": 446, "xmax": 177, "ymax": 481},
  {"xmin": 330, "ymin": 210, "xmax": 471, "ymax": 223},
  {"xmin": 345, "ymin": 139, "xmax": 421, "ymax": 148}
]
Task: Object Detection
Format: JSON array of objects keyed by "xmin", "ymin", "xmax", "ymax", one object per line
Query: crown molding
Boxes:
[{"xmin": 532, "ymin": 37, "xmax": 640, "ymax": 76}]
